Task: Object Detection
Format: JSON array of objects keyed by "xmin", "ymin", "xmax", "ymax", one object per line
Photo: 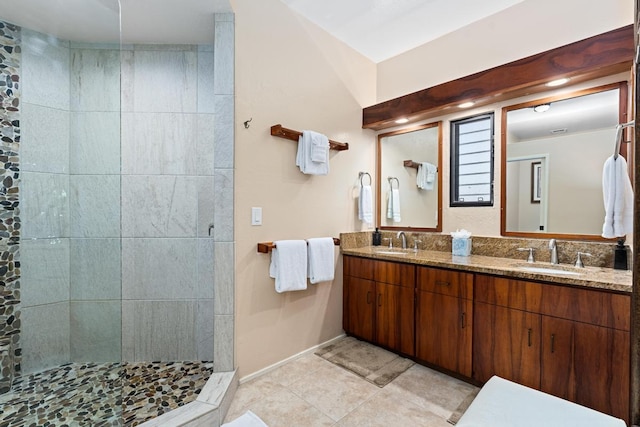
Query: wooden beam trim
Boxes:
[{"xmin": 363, "ymin": 25, "xmax": 634, "ymax": 129}]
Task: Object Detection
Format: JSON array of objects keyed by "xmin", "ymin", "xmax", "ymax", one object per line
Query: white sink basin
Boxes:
[
  {"xmin": 374, "ymin": 249, "xmax": 408, "ymax": 255},
  {"xmin": 516, "ymin": 265, "xmax": 582, "ymax": 276}
]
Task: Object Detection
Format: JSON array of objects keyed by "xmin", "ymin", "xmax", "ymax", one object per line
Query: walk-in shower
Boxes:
[{"xmin": 0, "ymin": 1, "xmax": 235, "ymax": 425}]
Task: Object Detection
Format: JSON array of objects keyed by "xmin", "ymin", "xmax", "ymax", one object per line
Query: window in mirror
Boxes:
[
  {"xmin": 450, "ymin": 113, "xmax": 495, "ymax": 207},
  {"xmin": 377, "ymin": 122, "xmax": 442, "ymax": 231},
  {"xmin": 501, "ymin": 82, "xmax": 628, "ymax": 239}
]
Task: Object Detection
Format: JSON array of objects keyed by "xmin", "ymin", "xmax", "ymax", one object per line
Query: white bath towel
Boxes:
[
  {"xmin": 295, "ymin": 130, "xmax": 329, "ymax": 175},
  {"xmin": 387, "ymin": 189, "xmax": 401, "ymax": 222},
  {"xmin": 602, "ymin": 155, "xmax": 634, "ymax": 238},
  {"xmin": 417, "ymin": 162, "xmax": 437, "ymax": 190},
  {"xmin": 222, "ymin": 410, "xmax": 268, "ymax": 427},
  {"xmin": 269, "ymin": 240, "xmax": 307, "ymax": 293},
  {"xmin": 358, "ymin": 184, "xmax": 373, "ymax": 225},
  {"xmin": 307, "ymin": 237, "xmax": 335, "ymax": 284}
]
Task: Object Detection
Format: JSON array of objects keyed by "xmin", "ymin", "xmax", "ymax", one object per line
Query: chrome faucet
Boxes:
[
  {"xmin": 549, "ymin": 239, "xmax": 558, "ymax": 264},
  {"xmin": 397, "ymin": 231, "xmax": 407, "ymax": 249},
  {"xmin": 517, "ymin": 247, "xmax": 535, "ymax": 263}
]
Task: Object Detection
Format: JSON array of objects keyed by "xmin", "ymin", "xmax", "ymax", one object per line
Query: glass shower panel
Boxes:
[{"xmin": 0, "ymin": 0, "xmax": 123, "ymax": 424}]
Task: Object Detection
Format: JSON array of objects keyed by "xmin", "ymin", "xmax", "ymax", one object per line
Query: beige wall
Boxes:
[
  {"xmin": 232, "ymin": 0, "xmax": 376, "ymax": 378},
  {"xmin": 232, "ymin": 0, "xmax": 633, "ymax": 379},
  {"xmin": 376, "ymin": 0, "xmax": 633, "ymax": 102}
]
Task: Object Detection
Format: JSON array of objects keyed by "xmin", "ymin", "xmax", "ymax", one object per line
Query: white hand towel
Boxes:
[
  {"xmin": 296, "ymin": 130, "xmax": 329, "ymax": 175},
  {"xmin": 602, "ymin": 155, "xmax": 634, "ymax": 238},
  {"xmin": 417, "ymin": 162, "xmax": 437, "ymax": 190},
  {"xmin": 222, "ymin": 410, "xmax": 268, "ymax": 427},
  {"xmin": 307, "ymin": 237, "xmax": 335, "ymax": 284},
  {"xmin": 391, "ymin": 188, "xmax": 401, "ymax": 222},
  {"xmin": 309, "ymin": 131, "xmax": 329, "ymax": 163},
  {"xmin": 386, "ymin": 189, "xmax": 393, "ymax": 219},
  {"xmin": 359, "ymin": 185, "xmax": 373, "ymax": 225},
  {"xmin": 269, "ymin": 240, "xmax": 307, "ymax": 293}
]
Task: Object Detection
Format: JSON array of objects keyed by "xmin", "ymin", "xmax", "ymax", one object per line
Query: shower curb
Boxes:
[{"xmin": 139, "ymin": 369, "xmax": 238, "ymax": 427}]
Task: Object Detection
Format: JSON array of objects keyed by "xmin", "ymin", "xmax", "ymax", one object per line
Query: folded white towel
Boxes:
[
  {"xmin": 417, "ymin": 162, "xmax": 437, "ymax": 190},
  {"xmin": 602, "ymin": 155, "xmax": 634, "ymax": 238},
  {"xmin": 387, "ymin": 188, "xmax": 401, "ymax": 222},
  {"xmin": 296, "ymin": 130, "xmax": 329, "ymax": 175},
  {"xmin": 222, "ymin": 410, "xmax": 268, "ymax": 427},
  {"xmin": 269, "ymin": 240, "xmax": 307, "ymax": 293},
  {"xmin": 358, "ymin": 185, "xmax": 373, "ymax": 225},
  {"xmin": 307, "ymin": 237, "xmax": 335, "ymax": 284}
]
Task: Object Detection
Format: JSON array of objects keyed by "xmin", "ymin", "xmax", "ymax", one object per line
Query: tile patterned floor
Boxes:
[
  {"xmin": 224, "ymin": 351, "xmax": 479, "ymax": 427},
  {"xmin": 0, "ymin": 361, "xmax": 213, "ymax": 427}
]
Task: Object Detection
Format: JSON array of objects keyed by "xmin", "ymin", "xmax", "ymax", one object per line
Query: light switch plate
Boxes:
[{"xmin": 251, "ymin": 207, "xmax": 262, "ymax": 225}]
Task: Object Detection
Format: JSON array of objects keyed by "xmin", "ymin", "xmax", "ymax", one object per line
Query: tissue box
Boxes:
[{"xmin": 452, "ymin": 237, "xmax": 472, "ymax": 256}]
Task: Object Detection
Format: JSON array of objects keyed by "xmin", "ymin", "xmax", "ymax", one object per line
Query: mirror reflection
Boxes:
[
  {"xmin": 377, "ymin": 122, "xmax": 442, "ymax": 230},
  {"xmin": 502, "ymin": 83, "xmax": 626, "ymax": 237}
]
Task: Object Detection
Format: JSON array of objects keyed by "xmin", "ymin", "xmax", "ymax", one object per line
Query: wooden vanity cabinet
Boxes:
[
  {"xmin": 343, "ymin": 255, "xmax": 415, "ymax": 356},
  {"xmin": 416, "ymin": 266, "xmax": 473, "ymax": 377},
  {"xmin": 473, "ymin": 274, "xmax": 630, "ymax": 422}
]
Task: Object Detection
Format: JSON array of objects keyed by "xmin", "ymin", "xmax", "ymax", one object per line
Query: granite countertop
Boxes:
[{"xmin": 341, "ymin": 246, "xmax": 632, "ymax": 294}]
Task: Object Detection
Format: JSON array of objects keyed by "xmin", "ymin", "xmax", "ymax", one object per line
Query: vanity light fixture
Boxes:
[
  {"xmin": 546, "ymin": 78, "xmax": 569, "ymax": 87},
  {"xmin": 533, "ymin": 103, "xmax": 551, "ymax": 113},
  {"xmin": 395, "ymin": 118, "xmax": 409, "ymax": 124},
  {"xmin": 458, "ymin": 101, "xmax": 475, "ymax": 109}
]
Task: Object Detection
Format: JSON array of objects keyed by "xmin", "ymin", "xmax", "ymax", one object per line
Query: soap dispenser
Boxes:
[
  {"xmin": 373, "ymin": 228, "xmax": 382, "ymax": 246},
  {"xmin": 613, "ymin": 238, "xmax": 628, "ymax": 270}
]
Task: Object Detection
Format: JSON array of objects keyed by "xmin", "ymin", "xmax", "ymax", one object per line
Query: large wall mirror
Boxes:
[
  {"xmin": 501, "ymin": 81, "xmax": 629, "ymax": 239},
  {"xmin": 377, "ymin": 122, "xmax": 442, "ymax": 231}
]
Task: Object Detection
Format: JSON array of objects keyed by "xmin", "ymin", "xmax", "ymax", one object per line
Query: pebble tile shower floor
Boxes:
[{"xmin": 0, "ymin": 361, "xmax": 213, "ymax": 427}]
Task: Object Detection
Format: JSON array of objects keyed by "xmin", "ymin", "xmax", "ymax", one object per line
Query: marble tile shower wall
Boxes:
[
  {"xmin": 20, "ymin": 28, "xmax": 73, "ymax": 374},
  {"xmin": 0, "ymin": 21, "xmax": 21, "ymax": 392},
  {"xmin": 120, "ymin": 14, "xmax": 235, "ymax": 372},
  {"xmin": 1, "ymin": 12, "xmax": 236, "ymax": 382}
]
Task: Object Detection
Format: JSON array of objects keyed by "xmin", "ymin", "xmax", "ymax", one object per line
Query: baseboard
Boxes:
[{"xmin": 239, "ymin": 334, "xmax": 346, "ymax": 384}]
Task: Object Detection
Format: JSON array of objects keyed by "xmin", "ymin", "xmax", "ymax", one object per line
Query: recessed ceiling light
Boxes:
[
  {"xmin": 458, "ymin": 101, "xmax": 475, "ymax": 109},
  {"xmin": 395, "ymin": 118, "xmax": 409, "ymax": 124},
  {"xmin": 546, "ymin": 78, "xmax": 569, "ymax": 87},
  {"xmin": 533, "ymin": 104, "xmax": 550, "ymax": 113}
]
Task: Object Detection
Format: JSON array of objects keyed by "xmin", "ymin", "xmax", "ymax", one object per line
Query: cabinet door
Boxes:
[
  {"xmin": 473, "ymin": 302, "xmax": 540, "ymax": 389},
  {"xmin": 375, "ymin": 281, "xmax": 415, "ymax": 356},
  {"xmin": 416, "ymin": 291, "xmax": 472, "ymax": 377},
  {"xmin": 344, "ymin": 276, "xmax": 375, "ymax": 342},
  {"xmin": 541, "ymin": 316, "xmax": 630, "ymax": 422}
]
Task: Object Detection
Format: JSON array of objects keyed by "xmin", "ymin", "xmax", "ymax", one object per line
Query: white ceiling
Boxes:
[
  {"xmin": 280, "ymin": 0, "xmax": 525, "ymax": 63},
  {"xmin": 2, "ymin": 0, "xmax": 523, "ymax": 58},
  {"xmin": 507, "ymin": 89, "xmax": 620, "ymax": 142}
]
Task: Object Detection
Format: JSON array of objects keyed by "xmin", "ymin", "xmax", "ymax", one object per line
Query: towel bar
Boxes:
[
  {"xmin": 257, "ymin": 238, "xmax": 340, "ymax": 253},
  {"xmin": 403, "ymin": 160, "xmax": 438, "ymax": 171},
  {"xmin": 270, "ymin": 124, "xmax": 349, "ymax": 151},
  {"xmin": 359, "ymin": 171, "xmax": 372, "ymax": 186}
]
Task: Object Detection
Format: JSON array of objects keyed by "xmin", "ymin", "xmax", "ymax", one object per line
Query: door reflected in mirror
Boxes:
[
  {"xmin": 377, "ymin": 122, "xmax": 442, "ymax": 231},
  {"xmin": 501, "ymin": 82, "xmax": 628, "ymax": 239}
]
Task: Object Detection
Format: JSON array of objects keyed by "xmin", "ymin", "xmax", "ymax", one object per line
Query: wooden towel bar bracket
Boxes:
[
  {"xmin": 270, "ymin": 124, "xmax": 349, "ymax": 151},
  {"xmin": 404, "ymin": 160, "xmax": 438, "ymax": 172},
  {"xmin": 403, "ymin": 160, "xmax": 420, "ymax": 169},
  {"xmin": 257, "ymin": 238, "xmax": 341, "ymax": 253}
]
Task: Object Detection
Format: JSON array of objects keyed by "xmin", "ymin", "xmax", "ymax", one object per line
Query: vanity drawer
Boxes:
[
  {"xmin": 375, "ymin": 260, "xmax": 415, "ymax": 288},
  {"xmin": 418, "ymin": 266, "xmax": 473, "ymax": 299},
  {"xmin": 539, "ymin": 284, "xmax": 630, "ymax": 331},
  {"xmin": 344, "ymin": 256, "xmax": 415, "ymax": 288},
  {"xmin": 475, "ymin": 274, "xmax": 630, "ymax": 331},
  {"xmin": 343, "ymin": 256, "xmax": 375, "ymax": 280}
]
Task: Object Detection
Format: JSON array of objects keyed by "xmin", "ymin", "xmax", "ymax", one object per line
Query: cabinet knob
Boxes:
[
  {"xmin": 550, "ymin": 334, "xmax": 556, "ymax": 353},
  {"xmin": 527, "ymin": 328, "xmax": 532, "ymax": 347}
]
